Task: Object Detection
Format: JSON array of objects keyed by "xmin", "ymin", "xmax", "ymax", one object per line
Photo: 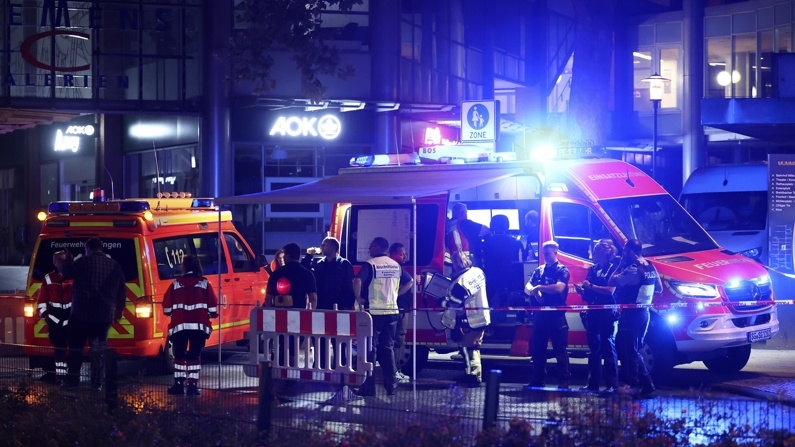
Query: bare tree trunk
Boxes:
[{"xmin": 568, "ymin": 0, "xmax": 617, "ymax": 145}]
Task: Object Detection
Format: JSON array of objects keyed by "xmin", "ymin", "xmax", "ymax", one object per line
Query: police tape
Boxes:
[{"xmin": 407, "ymin": 299, "xmax": 791, "ymax": 313}]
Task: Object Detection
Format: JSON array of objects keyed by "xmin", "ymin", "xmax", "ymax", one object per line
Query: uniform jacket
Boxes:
[
  {"xmin": 36, "ymin": 271, "xmax": 73, "ymax": 327},
  {"xmin": 163, "ymin": 273, "xmax": 219, "ymax": 337}
]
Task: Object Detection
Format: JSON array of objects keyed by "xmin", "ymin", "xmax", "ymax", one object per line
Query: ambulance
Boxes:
[
  {"xmin": 322, "ymin": 153, "xmax": 779, "ymax": 382},
  {"xmin": 23, "ymin": 194, "xmax": 270, "ymax": 372}
]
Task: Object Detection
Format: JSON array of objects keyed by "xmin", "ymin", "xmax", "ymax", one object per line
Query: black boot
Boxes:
[
  {"xmin": 167, "ymin": 381, "xmax": 185, "ymax": 395},
  {"xmin": 186, "ymin": 383, "xmax": 201, "ymax": 396}
]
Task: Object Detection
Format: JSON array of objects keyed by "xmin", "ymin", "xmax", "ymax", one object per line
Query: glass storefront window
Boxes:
[
  {"xmin": 633, "ymin": 50, "xmax": 652, "ymax": 111},
  {"xmin": 706, "ymin": 37, "xmax": 731, "ymax": 98},
  {"xmin": 760, "ymin": 30, "xmax": 774, "ymax": 98},
  {"xmin": 733, "ymin": 34, "xmax": 756, "ymax": 98},
  {"xmin": 659, "ymin": 48, "xmax": 679, "ymax": 109},
  {"xmin": 777, "ymin": 26, "xmax": 792, "ymax": 53},
  {"xmin": 125, "ymin": 146, "xmax": 198, "ymax": 199}
]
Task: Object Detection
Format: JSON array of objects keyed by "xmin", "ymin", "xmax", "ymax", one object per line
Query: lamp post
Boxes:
[{"xmin": 641, "ymin": 73, "xmax": 670, "ymax": 181}]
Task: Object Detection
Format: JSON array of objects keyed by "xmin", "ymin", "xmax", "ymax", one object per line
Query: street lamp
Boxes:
[{"xmin": 641, "ymin": 73, "xmax": 670, "ymax": 181}]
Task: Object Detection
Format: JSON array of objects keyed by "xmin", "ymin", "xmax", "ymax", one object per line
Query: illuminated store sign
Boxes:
[
  {"xmin": 54, "ymin": 124, "xmax": 95, "ymax": 153},
  {"xmin": 269, "ymin": 114, "xmax": 341, "ymax": 140}
]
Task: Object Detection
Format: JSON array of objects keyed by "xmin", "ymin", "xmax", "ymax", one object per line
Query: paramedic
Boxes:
[
  {"xmin": 163, "ymin": 255, "xmax": 218, "ymax": 396},
  {"xmin": 525, "ymin": 240, "xmax": 571, "ymax": 389},
  {"xmin": 444, "ymin": 250, "xmax": 490, "ymax": 386},
  {"xmin": 574, "ymin": 239, "xmax": 619, "ymax": 392},
  {"xmin": 36, "ymin": 250, "xmax": 73, "ymax": 384},
  {"xmin": 389, "ymin": 242, "xmax": 415, "ymax": 384},
  {"xmin": 353, "ymin": 237, "xmax": 411, "ymax": 396},
  {"xmin": 445, "ymin": 202, "xmax": 490, "ymax": 269},
  {"xmin": 62, "ymin": 238, "xmax": 126, "ymax": 390},
  {"xmin": 609, "ymin": 238, "xmax": 661, "ymax": 396}
]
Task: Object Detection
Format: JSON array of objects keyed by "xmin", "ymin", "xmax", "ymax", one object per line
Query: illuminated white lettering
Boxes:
[
  {"xmin": 269, "ymin": 114, "xmax": 341, "ymax": 140},
  {"xmin": 53, "ymin": 129, "xmax": 80, "ymax": 152},
  {"xmin": 65, "ymin": 125, "xmax": 95, "ymax": 136}
]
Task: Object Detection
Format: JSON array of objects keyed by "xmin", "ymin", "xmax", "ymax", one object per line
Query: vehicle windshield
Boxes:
[
  {"xmin": 680, "ymin": 191, "xmax": 767, "ymax": 232},
  {"xmin": 599, "ymin": 194, "xmax": 718, "ymax": 256}
]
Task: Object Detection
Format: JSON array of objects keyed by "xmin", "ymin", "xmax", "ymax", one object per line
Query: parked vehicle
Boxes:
[
  {"xmin": 23, "ymin": 195, "xmax": 270, "ymax": 372},
  {"xmin": 679, "ymin": 164, "xmax": 768, "ymax": 264}
]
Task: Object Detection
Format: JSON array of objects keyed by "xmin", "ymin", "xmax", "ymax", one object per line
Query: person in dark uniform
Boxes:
[
  {"xmin": 609, "ymin": 238, "xmax": 662, "ymax": 396},
  {"xmin": 265, "ymin": 243, "xmax": 317, "ymax": 310},
  {"xmin": 575, "ymin": 239, "xmax": 619, "ymax": 392},
  {"xmin": 301, "ymin": 237, "xmax": 355, "ymax": 311},
  {"xmin": 524, "ymin": 240, "xmax": 571, "ymax": 389},
  {"xmin": 481, "ymin": 214, "xmax": 524, "ymax": 308},
  {"xmin": 523, "ymin": 210, "xmax": 540, "ymax": 260}
]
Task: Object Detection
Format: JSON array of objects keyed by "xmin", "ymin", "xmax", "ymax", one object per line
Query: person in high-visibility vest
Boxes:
[
  {"xmin": 36, "ymin": 250, "xmax": 73, "ymax": 384},
  {"xmin": 163, "ymin": 255, "xmax": 218, "ymax": 396},
  {"xmin": 445, "ymin": 202, "xmax": 489, "ymax": 269}
]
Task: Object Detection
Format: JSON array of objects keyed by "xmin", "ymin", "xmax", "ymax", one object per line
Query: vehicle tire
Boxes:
[
  {"xmin": 396, "ymin": 344, "xmax": 429, "ymax": 375},
  {"xmin": 146, "ymin": 340, "xmax": 175, "ymax": 375},
  {"xmin": 637, "ymin": 317, "xmax": 676, "ymax": 386},
  {"xmin": 703, "ymin": 344, "xmax": 751, "ymax": 373}
]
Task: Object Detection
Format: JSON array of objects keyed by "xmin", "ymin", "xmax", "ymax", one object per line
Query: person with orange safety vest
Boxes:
[
  {"xmin": 445, "ymin": 202, "xmax": 489, "ymax": 270},
  {"xmin": 163, "ymin": 254, "xmax": 219, "ymax": 396},
  {"xmin": 35, "ymin": 250, "xmax": 73, "ymax": 383}
]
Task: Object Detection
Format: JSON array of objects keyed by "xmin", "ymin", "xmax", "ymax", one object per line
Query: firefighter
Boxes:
[
  {"xmin": 163, "ymin": 254, "xmax": 218, "ymax": 396},
  {"xmin": 443, "ymin": 250, "xmax": 490, "ymax": 386},
  {"xmin": 35, "ymin": 250, "xmax": 73, "ymax": 384},
  {"xmin": 525, "ymin": 240, "xmax": 571, "ymax": 389},
  {"xmin": 609, "ymin": 238, "xmax": 662, "ymax": 396}
]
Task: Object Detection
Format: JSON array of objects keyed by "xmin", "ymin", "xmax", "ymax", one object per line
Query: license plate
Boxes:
[{"xmin": 748, "ymin": 328, "xmax": 772, "ymax": 343}]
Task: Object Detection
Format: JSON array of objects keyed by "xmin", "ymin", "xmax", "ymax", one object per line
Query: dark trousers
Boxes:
[
  {"xmin": 584, "ymin": 310, "xmax": 618, "ymax": 389},
  {"xmin": 361, "ymin": 313, "xmax": 399, "ymax": 392},
  {"xmin": 617, "ymin": 308, "xmax": 653, "ymax": 388},
  {"xmin": 393, "ymin": 310, "xmax": 409, "ymax": 367},
  {"xmin": 47, "ymin": 321, "xmax": 70, "ymax": 377},
  {"xmin": 67, "ymin": 319, "xmax": 111, "ymax": 386},
  {"xmin": 531, "ymin": 311, "xmax": 570, "ymax": 386},
  {"xmin": 170, "ymin": 330, "xmax": 206, "ymax": 385}
]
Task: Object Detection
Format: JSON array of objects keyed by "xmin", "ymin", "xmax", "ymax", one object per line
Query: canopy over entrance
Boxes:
[{"xmin": 216, "ymin": 166, "xmax": 525, "ymax": 205}]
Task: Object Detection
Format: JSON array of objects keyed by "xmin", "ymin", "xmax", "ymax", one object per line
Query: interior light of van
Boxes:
[
  {"xmin": 37, "ymin": 211, "xmax": 47, "ymax": 222},
  {"xmin": 23, "ymin": 302, "xmax": 36, "ymax": 318},
  {"xmin": 135, "ymin": 303, "xmax": 152, "ymax": 318},
  {"xmin": 670, "ymin": 281, "xmax": 719, "ymax": 298}
]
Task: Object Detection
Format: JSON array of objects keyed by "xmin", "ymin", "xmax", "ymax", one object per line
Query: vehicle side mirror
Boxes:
[{"xmin": 256, "ymin": 254, "xmax": 268, "ymax": 268}]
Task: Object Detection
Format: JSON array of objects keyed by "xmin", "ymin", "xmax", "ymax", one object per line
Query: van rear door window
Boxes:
[
  {"xmin": 345, "ymin": 204, "xmax": 438, "ymax": 265},
  {"xmin": 153, "ymin": 234, "xmax": 228, "ymax": 280},
  {"xmin": 32, "ymin": 238, "xmax": 139, "ymax": 283}
]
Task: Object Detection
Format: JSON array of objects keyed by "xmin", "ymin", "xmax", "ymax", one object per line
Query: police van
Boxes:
[{"xmin": 24, "ymin": 194, "xmax": 270, "ymax": 372}]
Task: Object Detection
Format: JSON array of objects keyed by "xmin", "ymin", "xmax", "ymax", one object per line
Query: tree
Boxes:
[
  {"xmin": 567, "ymin": 0, "xmax": 618, "ymax": 146},
  {"xmin": 230, "ymin": 0, "xmax": 362, "ymax": 103}
]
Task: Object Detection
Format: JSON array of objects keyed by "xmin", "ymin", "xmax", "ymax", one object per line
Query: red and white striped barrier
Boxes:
[{"xmin": 243, "ymin": 307, "xmax": 373, "ymax": 386}]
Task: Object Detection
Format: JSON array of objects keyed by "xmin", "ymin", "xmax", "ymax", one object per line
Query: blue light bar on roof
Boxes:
[
  {"xmin": 192, "ymin": 199, "xmax": 215, "ymax": 208},
  {"xmin": 47, "ymin": 202, "xmax": 71, "ymax": 213},
  {"xmin": 119, "ymin": 201, "xmax": 151, "ymax": 213}
]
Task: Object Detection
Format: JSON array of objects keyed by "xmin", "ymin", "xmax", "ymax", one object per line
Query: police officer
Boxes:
[
  {"xmin": 609, "ymin": 238, "xmax": 662, "ymax": 396},
  {"xmin": 575, "ymin": 239, "xmax": 619, "ymax": 392},
  {"xmin": 444, "ymin": 250, "xmax": 490, "ymax": 386},
  {"xmin": 525, "ymin": 240, "xmax": 571, "ymax": 389}
]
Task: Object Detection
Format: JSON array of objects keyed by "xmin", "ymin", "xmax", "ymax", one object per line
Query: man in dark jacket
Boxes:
[
  {"xmin": 62, "ymin": 238, "xmax": 126, "ymax": 389},
  {"xmin": 301, "ymin": 237, "xmax": 355, "ymax": 311}
]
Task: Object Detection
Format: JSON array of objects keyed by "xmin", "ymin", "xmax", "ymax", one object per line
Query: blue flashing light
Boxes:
[
  {"xmin": 119, "ymin": 201, "xmax": 151, "ymax": 213},
  {"xmin": 665, "ymin": 313, "xmax": 680, "ymax": 325},
  {"xmin": 192, "ymin": 199, "xmax": 215, "ymax": 208},
  {"xmin": 725, "ymin": 279, "xmax": 743, "ymax": 289},
  {"xmin": 47, "ymin": 202, "xmax": 71, "ymax": 213}
]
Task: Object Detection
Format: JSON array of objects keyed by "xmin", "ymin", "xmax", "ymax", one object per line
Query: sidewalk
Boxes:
[{"xmin": 710, "ymin": 347, "xmax": 795, "ymax": 405}]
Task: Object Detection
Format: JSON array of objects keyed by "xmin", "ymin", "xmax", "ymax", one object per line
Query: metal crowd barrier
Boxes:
[{"xmin": 243, "ymin": 307, "xmax": 374, "ymax": 386}]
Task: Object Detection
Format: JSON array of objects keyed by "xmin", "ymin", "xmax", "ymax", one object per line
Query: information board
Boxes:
[
  {"xmin": 768, "ymin": 154, "xmax": 795, "ymax": 273},
  {"xmin": 356, "ymin": 208, "xmax": 411, "ymax": 262}
]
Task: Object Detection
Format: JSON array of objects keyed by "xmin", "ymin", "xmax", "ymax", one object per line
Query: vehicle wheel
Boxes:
[
  {"xmin": 638, "ymin": 318, "xmax": 676, "ymax": 386},
  {"xmin": 703, "ymin": 344, "xmax": 751, "ymax": 373},
  {"xmin": 396, "ymin": 344, "xmax": 429, "ymax": 375},
  {"xmin": 146, "ymin": 340, "xmax": 175, "ymax": 375}
]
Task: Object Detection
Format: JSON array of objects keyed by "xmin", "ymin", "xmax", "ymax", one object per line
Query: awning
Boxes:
[{"xmin": 216, "ymin": 165, "xmax": 525, "ymax": 205}]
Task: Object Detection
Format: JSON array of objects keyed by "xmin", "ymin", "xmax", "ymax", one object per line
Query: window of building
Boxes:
[
  {"xmin": 733, "ymin": 33, "xmax": 756, "ymax": 98},
  {"xmin": 633, "ymin": 50, "xmax": 653, "ymax": 112},
  {"xmin": 124, "ymin": 145, "xmax": 198, "ymax": 199},
  {"xmin": 706, "ymin": 37, "xmax": 732, "ymax": 98},
  {"xmin": 659, "ymin": 48, "xmax": 679, "ymax": 109}
]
